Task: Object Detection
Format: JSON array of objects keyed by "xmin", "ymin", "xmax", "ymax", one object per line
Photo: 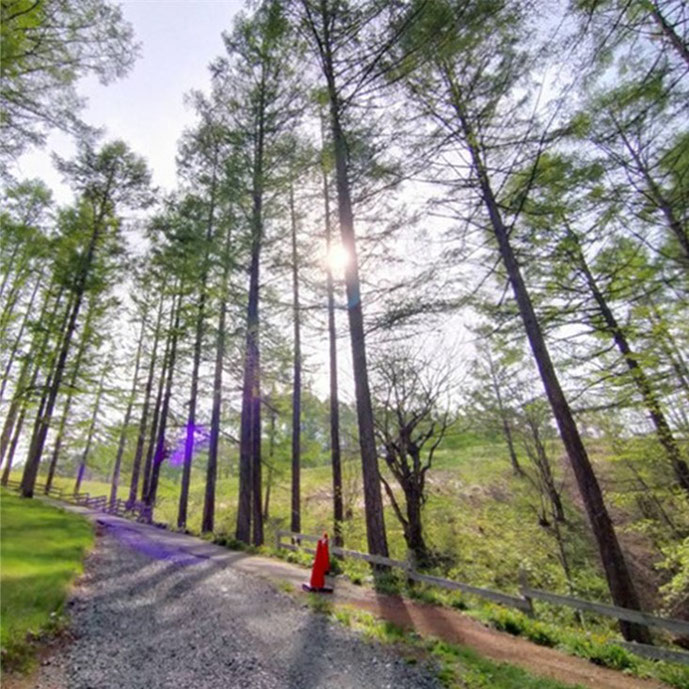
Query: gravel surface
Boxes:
[{"xmin": 29, "ymin": 524, "xmax": 442, "ymax": 689}]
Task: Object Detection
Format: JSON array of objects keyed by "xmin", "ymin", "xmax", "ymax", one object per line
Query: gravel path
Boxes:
[{"xmin": 21, "ymin": 523, "xmax": 442, "ymax": 689}]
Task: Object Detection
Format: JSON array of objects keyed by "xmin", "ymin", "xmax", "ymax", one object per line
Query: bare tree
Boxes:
[{"xmin": 371, "ymin": 349, "xmax": 451, "ymax": 567}]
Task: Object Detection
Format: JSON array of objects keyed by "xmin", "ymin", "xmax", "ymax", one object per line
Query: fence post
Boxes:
[
  {"xmin": 519, "ymin": 567, "xmax": 535, "ymax": 617},
  {"xmin": 405, "ymin": 550, "xmax": 417, "ymax": 588}
]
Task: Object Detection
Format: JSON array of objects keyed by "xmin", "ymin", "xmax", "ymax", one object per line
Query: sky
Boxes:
[{"xmin": 15, "ymin": 0, "xmax": 244, "ymax": 204}]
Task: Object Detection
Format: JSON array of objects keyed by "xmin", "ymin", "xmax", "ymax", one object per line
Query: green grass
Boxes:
[
  {"xmin": 12, "ymin": 438, "xmax": 688, "ymax": 686},
  {"xmin": 303, "ymin": 600, "xmax": 587, "ymax": 689},
  {"xmin": 0, "ymin": 488, "xmax": 93, "ymax": 672}
]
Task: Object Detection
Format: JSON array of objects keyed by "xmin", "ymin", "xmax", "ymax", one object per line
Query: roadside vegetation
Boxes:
[
  {"xmin": 0, "ymin": 489, "xmax": 93, "ymax": 672},
  {"xmin": 14, "ymin": 431, "xmax": 688, "ymax": 687}
]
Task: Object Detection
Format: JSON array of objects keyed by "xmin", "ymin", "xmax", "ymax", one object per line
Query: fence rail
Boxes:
[
  {"xmin": 276, "ymin": 529, "xmax": 689, "ymax": 666},
  {"xmin": 3, "ymin": 480, "xmax": 151, "ymax": 522},
  {"xmin": 521, "ymin": 587, "xmax": 689, "ymax": 637}
]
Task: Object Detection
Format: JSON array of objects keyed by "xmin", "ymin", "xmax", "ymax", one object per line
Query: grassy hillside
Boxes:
[{"xmin": 18, "ymin": 440, "xmax": 643, "ymax": 611}]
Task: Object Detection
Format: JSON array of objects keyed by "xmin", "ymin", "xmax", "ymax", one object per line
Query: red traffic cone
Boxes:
[{"xmin": 302, "ymin": 532, "xmax": 334, "ymax": 593}]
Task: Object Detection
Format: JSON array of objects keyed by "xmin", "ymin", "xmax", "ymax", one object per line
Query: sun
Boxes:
[{"xmin": 326, "ymin": 244, "xmax": 350, "ymax": 273}]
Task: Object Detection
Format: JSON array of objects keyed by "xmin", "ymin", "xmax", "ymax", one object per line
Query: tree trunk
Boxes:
[
  {"xmin": 404, "ymin": 485, "xmax": 429, "ymax": 567},
  {"xmin": 0, "ymin": 239, "xmax": 22, "ymax": 303},
  {"xmin": 21, "ymin": 191, "xmax": 111, "ymax": 498},
  {"xmin": 74, "ymin": 363, "xmax": 107, "ymax": 495},
  {"xmin": 178, "ymin": 161, "xmax": 217, "ymax": 530},
  {"xmin": 487, "ymin": 351, "xmax": 524, "ymax": 476},
  {"xmin": 237, "ymin": 67, "xmax": 267, "ymax": 546},
  {"xmin": 321, "ymin": 125, "xmax": 344, "ymax": 547},
  {"xmin": 146, "ymin": 289, "xmax": 182, "ymax": 510},
  {"xmin": 45, "ymin": 293, "xmax": 97, "ymax": 493},
  {"xmin": 289, "ymin": 182, "xmax": 302, "ymax": 535},
  {"xmin": 20, "ymin": 289, "xmax": 74, "ymax": 496},
  {"xmin": 109, "ymin": 316, "xmax": 146, "ymax": 508},
  {"xmin": 1, "ymin": 405, "xmax": 27, "ymax": 485},
  {"xmin": 264, "ymin": 393, "xmax": 277, "ymax": 522},
  {"xmin": 612, "ymin": 115, "xmax": 689, "ymax": 264},
  {"xmin": 137, "ymin": 291, "xmax": 169, "ymax": 503},
  {"xmin": 448, "ymin": 77, "xmax": 650, "ymax": 643},
  {"xmin": 573, "ymin": 235, "xmax": 689, "ymax": 498},
  {"xmin": 0, "ymin": 269, "xmax": 43, "ymax": 403},
  {"xmin": 316, "ymin": 0, "xmax": 388, "ymax": 557},
  {"xmin": 649, "ymin": 2, "xmax": 689, "ymax": 69},
  {"xmin": 1, "ymin": 281, "xmax": 57, "ymax": 467},
  {"xmin": 202, "ymin": 222, "xmax": 233, "ymax": 534}
]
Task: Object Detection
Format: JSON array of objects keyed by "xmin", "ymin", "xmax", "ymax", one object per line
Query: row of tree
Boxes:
[{"xmin": 1, "ymin": 0, "xmax": 688, "ymax": 644}]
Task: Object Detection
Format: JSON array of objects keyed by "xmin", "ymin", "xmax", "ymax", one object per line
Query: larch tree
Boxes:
[
  {"xmin": 395, "ymin": 0, "xmax": 650, "ymax": 642},
  {"xmin": 20, "ymin": 139, "xmax": 151, "ymax": 498},
  {"xmin": 212, "ymin": 0, "xmax": 302, "ymax": 545}
]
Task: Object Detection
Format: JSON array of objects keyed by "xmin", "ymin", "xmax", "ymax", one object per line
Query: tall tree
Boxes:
[
  {"xmin": 289, "ymin": 181, "xmax": 302, "ymax": 535},
  {"xmin": 397, "ymin": 0, "xmax": 650, "ymax": 642},
  {"xmin": 128, "ymin": 280, "xmax": 167, "ymax": 506},
  {"xmin": 109, "ymin": 311, "xmax": 147, "ymax": 508},
  {"xmin": 296, "ymin": 0, "xmax": 397, "ymax": 558},
  {"xmin": 74, "ymin": 361, "xmax": 108, "ymax": 494},
  {"xmin": 321, "ymin": 128, "xmax": 344, "ymax": 546},
  {"xmin": 20, "ymin": 140, "xmax": 151, "ymax": 498},
  {"xmin": 213, "ymin": 0, "xmax": 301, "ymax": 545}
]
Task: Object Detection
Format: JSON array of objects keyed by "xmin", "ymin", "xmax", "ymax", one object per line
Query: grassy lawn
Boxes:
[{"xmin": 0, "ymin": 488, "xmax": 93, "ymax": 672}]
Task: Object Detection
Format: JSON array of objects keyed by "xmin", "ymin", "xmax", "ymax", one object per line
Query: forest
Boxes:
[{"xmin": 1, "ymin": 0, "xmax": 688, "ymax": 670}]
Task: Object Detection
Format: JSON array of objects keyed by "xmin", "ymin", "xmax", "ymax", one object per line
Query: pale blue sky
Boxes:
[{"xmin": 16, "ymin": 0, "xmax": 244, "ymax": 202}]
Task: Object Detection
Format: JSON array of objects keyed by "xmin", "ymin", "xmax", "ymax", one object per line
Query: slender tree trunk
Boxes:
[
  {"xmin": 404, "ymin": 485, "xmax": 428, "ymax": 567},
  {"xmin": 237, "ymin": 69, "xmax": 266, "ymax": 546},
  {"xmin": 109, "ymin": 317, "xmax": 146, "ymax": 508},
  {"xmin": 321, "ymin": 146, "xmax": 344, "ymax": 546},
  {"xmin": 179, "ymin": 161, "xmax": 218, "ymax": 530},
  {"xmin": 645, "ymin": 297, "xmax": 689, "ymax": 401},
  {"xmin": 1, "ymin": 405, "xmax": 27, "ymax": 485},
  {"xmin": 263, "ymin": 464, "xmax": 272, "ymax": 521},
  {"xmin": 146, "ymin": 290, "xmax": 182, "ymax": 510},
  {"xmin": 573, "ymin": 236, "xmax": 689, "ymax": 497},
  {"xmin": 21, "ymin": 190, "xmax": 111, "ymax": 498},
  {"xmin": 203, "ymin": 222, "xmax": 233, "ymax": 534},
  {"xmin": 263, "ymin": 397, "xmax": 277, "ymax": 522},
  {"xmin": 649, "ymin": 2, "xmax": 689, "ymax": 69},
  {"xmin": 45, "ymin": 293, "xmax": 97, "ymax": 493},
  {"xmin": 0, "ymin": 269, "xmax": 43, "ymax": 403},
  {"xmin": 135, "ymin": 291, "xmax": 168, "ymax": 504},
  {"xmin": 74, "ymin": 363, "xmax": 107, "ymax": 495},
  {"xmin": 0, "ymin": 241, "xmax": 22, "ymax": 303},
  {"xmin": 1, "ymin": 284, "xmax": 61, "ymax": 469},
  {"xmin": 487, "ymin": 352, "xmax": 524, "ymax": 476},
  {"xmin": 448, "ymin": 77, "xmax": 649, "ymax": 643},
  {"xmin": 289, "ymin": 182, "xmax": 302, "ymax": 535},
  {"xmin": 0, "ymin": 363, "xmax": 28, "ymax": 468},
  {"xmin": 20, "ymin": 289, "xmax": 74, "ymax": 496},
  {"xmin": 0, "ymin": 277, "xmax": 25, "ymax": 334},
  {"xmin": 315, "ymin": 0, "xmax": 388, "ymax": 557},
  {"xmin": 612, "ymin": 115, "xmax": 689, "ymax": 264}
]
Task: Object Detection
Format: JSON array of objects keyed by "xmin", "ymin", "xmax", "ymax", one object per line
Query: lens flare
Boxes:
[{"xmin": 326, "ymin": 244, "xmax": 350, "ymax": 273}]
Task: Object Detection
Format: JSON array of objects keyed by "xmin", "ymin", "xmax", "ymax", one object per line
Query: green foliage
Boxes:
[
  {"xmin": 0, "ymin": 0, "xmax": 138, "ymax": 167},
  {"xmin": 658, "ymin": 537, "xmax": 689, "ymax": 611},
  {"xmin": 0, "ymin": 489, "xmax": 93, "ymax": 672}
]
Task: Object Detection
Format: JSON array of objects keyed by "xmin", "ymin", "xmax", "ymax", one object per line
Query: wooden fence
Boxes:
[
  {"xmin": 277, "ymin": 530, "xmax": 689, "ymax": 665},
  {"xmin": 3, "ymin": 481, "xmax": 151, "ymax": 522}
]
